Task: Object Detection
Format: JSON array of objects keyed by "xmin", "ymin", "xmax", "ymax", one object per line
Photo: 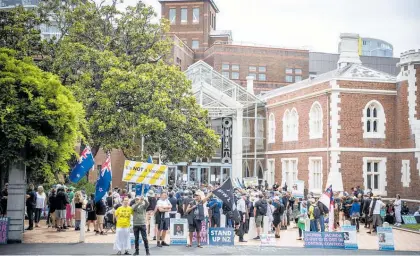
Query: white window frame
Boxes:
[
  {"xmin": 249, "ymin": 66, "xmax": 257, "ymax": 72},
  {"xmin": 169, "ymin": 8, "xmax": 176, "ymax": 24},
  {"xmin": 268, "ymin": 113, "xmax": 275, "ymax": 143},
  {"xmin": 308, "ymin": 157, "xmax": 323, "ymax": 195},
  {"xmin": 295, "ymin": 76, "xmax": 302, "ymax": 82},
  {"xmin": 309, "ymin": 101, "xmax": 323, "ymax": 139},
  {"xmin": 231, "ymin": 64, "xmax": 240, "ymax": 71},
  {"xmin": 222, "ymin": 63, "xmax": 230, "ymax": 70},
  {"xmin": 267, "ymin": 159, "xmax": 275, "ymax": 187},
  {"xmin": 221, "ymin": 71, "xmax": 229, "ymax": 78},
  {"xmin": 181, "ymin": 8, "xmax": 188, "ymax": 24},
  {"xmin": 285, "ymin": 68, "xmax": 293, "ymax": 74},
  {"xmin": 285, "ymin": 75, "xmax": 293, "ymax": 83},
  {"xmin": 248, "ymin": 73, "xmax": 256, "ymax": 79},
  {"xmin": 192, "ymin": 8, "xmax": 199, "ymax": 23},
  {"xmin": 363, "ymin": 157, "xmax": 387, "ymax": 196},
  {"xmin": 295, "ymin": 68, "xmax": 302, "ymax": 75},
  {"xmin": 281, "ymin": 158, "xmax": 298, "ymax": 189},
  {"xmin": 259, "ymin": 66, "xmax": 266, "ymax": 72},
  {"xmin": 362, "ymin": 100, "xmax": 386, "ymax": 139},
  {"xmin": 401, "ymin": 160, "xmax": 410, "ymax": 187}
]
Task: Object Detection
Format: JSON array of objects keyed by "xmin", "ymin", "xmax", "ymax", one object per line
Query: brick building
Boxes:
[
  {"xmin": 262, "ymin": 33, "xmax": 420, "ymax": 199},
  {"xmin": 160, "ymin": 0, "xmax": 309, "ymax": 94}
]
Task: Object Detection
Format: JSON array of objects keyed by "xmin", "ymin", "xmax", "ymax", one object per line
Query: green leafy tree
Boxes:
[{"xmin": 0, "ymin": 48, "xmax": 86, "ymax": 184}]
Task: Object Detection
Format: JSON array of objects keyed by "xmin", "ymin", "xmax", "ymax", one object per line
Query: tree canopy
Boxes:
[{"xmin": 0, "ymin": 48, "xmax": 86, "ymax": 183}]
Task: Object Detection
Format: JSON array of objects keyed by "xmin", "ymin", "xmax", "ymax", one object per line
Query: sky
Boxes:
[{"xmin": 121, "ymin": 0, "xmax": 420, "ymax": 56}]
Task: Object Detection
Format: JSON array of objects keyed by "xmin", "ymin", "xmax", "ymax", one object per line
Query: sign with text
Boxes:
[
  {"xmin": 192, "ymin": 219, "xmax": 208, "ymax": 245},
  {"xmin": 170, "ymin": 218, "xmax": 188, "ymax": 245},
  {"xmin": 377, "ymin": 227, "xmax": 394, "ymax": 251},
  {"xmin": 0, "ymin": 217, "xmax": 9, "ymax": 244},
  {"xmin": 341, "ymin": 225, "xmax": 358, "ymax": 250},
  {"xmin": 291, "ymin": 180, "xmax": 304, "ymax": 198},
  {"xmin": 260, "ymin": 233, "xmax": 276, "ymax": 247},
  {"xmin": 402, "ymin": 215, "xmax": 417, "ymax": 224},
  {"xmin": 122, "ymin": 160, "xmax": 168, "ymax": 186},
  {"xmin": 242, "ymin": 177, "xmax": 259, "ymax": 187},
  {"xmin": 209, "ymin": 228, "xmax": 234, "ymax": 246},
  {"xmin": 304, "ymin": 232, "xmax": 345, "ymax": 249}
]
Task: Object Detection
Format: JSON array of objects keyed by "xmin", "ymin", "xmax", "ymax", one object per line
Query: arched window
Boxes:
[
  {"xmin": 309, "ymin": 102, "xmax": 323, "ymax": 139},
  {"xmin": 363, "ymin": 100, "xmax": 386, "ymax": 138},
  {"xmin": 268, "ymin": 113, "xmax": 275, "ymax": 143},
  {"xmin": 283, "ymin": 108, "xmax": 299, "ymax": 141}
]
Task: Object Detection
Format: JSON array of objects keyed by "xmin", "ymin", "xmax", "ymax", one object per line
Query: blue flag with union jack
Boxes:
[
  {"xmin": 69, "ymin": 146, "xmax": 94, "ymax": 183},
  {"xmin": 95, "ymin": 155, "xmax": 112, "ymax": 202}
]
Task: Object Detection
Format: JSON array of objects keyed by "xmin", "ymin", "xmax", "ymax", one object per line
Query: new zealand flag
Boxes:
[
  {"xmin": 95, "ymin": 155, "xmax": 112, "ymax": 202},
  {"xmin": 69, "ymin": 146, "xmax": 94, "ymax": 183}
]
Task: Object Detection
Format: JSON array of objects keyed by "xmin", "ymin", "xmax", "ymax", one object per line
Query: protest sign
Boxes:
[
  {"xmin": 260, "ymin": 233, "xmax": 276, "ymax": 247},
  {"xmin": 377, "ymin": 227, "xmax": 394, "ymax": 251},
  {"xmin": 242, "ymin": 177, "xmax": 258, "ymax": 187},
  {"xmin": 304, "ymin": 231, "xmax": 345, "ymax": 249},
  {"xmin": 209, "ymin": 228, "xmax": 234, "ymax": 246},
  {"xmin": 0, "ymin": 217, "xmax": 9, "ymax": 244},
  {"xmin": 402, "ymin": 215, "xmax": 417, "ymax": 224},
  {"xmin": 291, "ymin": 180, "xmax": 304, "ymax": 198},
  {"xmin": 341, "ymin": 225, "xmax": 358, "ymax": 250},
  {"xmin": 192, "ymin": 219, "xmax": 208, "ymax": 245},
  {"xmin": 170, "ymin": 218, "xmax": 188, "ymax": 245},
  {"xmin": 122, "ymin": 160, "xmax": 167, "ymax": 185}
]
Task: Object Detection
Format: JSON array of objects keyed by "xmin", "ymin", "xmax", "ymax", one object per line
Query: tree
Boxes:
[{"xmin": 0, "ymin": 48, "xmax": 86, "ymax": 184}]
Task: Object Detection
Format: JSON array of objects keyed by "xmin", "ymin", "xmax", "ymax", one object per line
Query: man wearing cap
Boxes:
[
  {"xmin": 186, "ymin": 191, "xmax": 212, "ymax": 248},
  {"xmin": 236, "ymin": 193, "xmax": 247, "ymax": 242},
  {"xmin": 132, "ymin": 196, "xmax": 150, "ymax": 255}
]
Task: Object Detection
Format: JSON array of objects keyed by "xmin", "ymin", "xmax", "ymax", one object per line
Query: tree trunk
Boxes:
[{"xmin": 7, "ymin": 160, "xmax": 26, "ymax": 243}]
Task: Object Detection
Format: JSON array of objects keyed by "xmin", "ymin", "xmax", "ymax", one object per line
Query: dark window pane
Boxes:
[
  {"xmin": 373, "ymin": 108, "xmax": 377, "ymax": 117},
  {"xmin": 374, "ymin": 162, "xmax": 378, "ymax": 172},
  {"xmin": 367, "ymin": 162, "xmax": 371, "ymax": 172},
  {"xmin": 367, "ymin": 108, "xmax": 371, "ymax": 117},
  {"xmin": 367, "ymin": 175, "xmax": 372, "ymax": 188},
  {"xmin": 374, "ymin": 175, "xmax": 379, "ymax": 189},
  {"xmin": 367, "ymin": 121, "xmax": 371, "ymax": 132},
  {"xmin": 373, "ymin": 121, "xmax": 377, "ymax": 132}
]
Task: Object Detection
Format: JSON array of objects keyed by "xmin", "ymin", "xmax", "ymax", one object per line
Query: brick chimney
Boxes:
[{"xmin": 337, "ymin": 33, "xmax": 362, "ymax": 69}]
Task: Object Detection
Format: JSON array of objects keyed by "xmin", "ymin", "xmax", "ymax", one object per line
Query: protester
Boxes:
[
  {"xmin": 281, "ymin": 192, "xmax": 289, "ymax": 229},
  {"xmin": 106, "ymin": 191, "xmax": 113, "ymax": 208},
  {"xmin": 1, "ymin": 183, "xmax": 8, "ymax": 217},
  {"xmin": 47, "ymin": 187, "xmax": 57, "ymax": 228},
  {"xmin": 272, "ymin": 196, "xmax": 284, "ymax": 238},
  {"xmin": 367, "ymin": 195, "xmax": 385, "ymax": 234},
  {"xmin": 156, "ymin": 191, "xmax": 171, "ymax": 247},
  {"xmin": 73, "ymin": 191, "xmax": 84, "ymax": 231},
  {"xmin": 168, "ymin": 192, "xmax": 178, "ymax": 219},
  {"xmin": 86, "ymin": 194, "xmax": 97, "ymax": 232},
  {"xmin": 185, "ymin": 191, "xmax": 212, "ymax": 248},
  {"xmin": 272, "ymin": 182, "xmax": 279, "ymax": 191},
  {"xmin": 55, "ymin": 186, "xmax": 69, "ymax": 232},
  {"xmin": 66, "ymin": 187, "xmax": 75, "ymax": 227},
  {"xmin": 236, "ymin": 193, "xmax": 247, "ymax": 242},
  {"xmin": 316, "ymin": 198, "xmax": 328, "ymax": 232},
  {"xmin": 95, "ymin": 198, "xmax": 107, "ymax": 235},
  {"xmin": 350, "ymin": 198, "xmax": 361, "ymax": 232},
  {"xmin": 132, "ymin": 196, "xmax": 150, "ymax": 256},
  {"xmin": 207, "ymin": 195, "xmax": 221, "ymax": 227},
  {"xmin": 308, "ymin": 198, "xmax": 319, "ymax": 232},
  {"xmin": 297, "ymin": 200, "xmax": 308, "ymax": 240},
  {"xmin": 145, "ymin": 190, "xmax": 157, "ymax": 240},
  {"xmin": 393, "ymin": 194, "xmax": 402, "ymax": 227},
  {"xmin": 362, "ymin": 193, "xmax": 372, "ymax": 228},
  {"xmin": 25, "ymin": 184, "xmax": 37, "ymax": 230},
  {"xmin": 114, "ymin": 197, "xmax": 133, "ymax": 255},
  {"xmin": 35, "ymin": 186, "xmax": 46, "ymax": 227},
  {"xmin": 402, "ymin": 202, "xmax": 410, "ymax": 215},
  {"xmin": 253, "ymin": 193, "xmax": 267, "ymax": 240}
]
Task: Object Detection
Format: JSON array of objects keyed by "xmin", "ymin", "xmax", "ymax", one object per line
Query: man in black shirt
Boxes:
[
  {"xmin": 25, "ymin": 184, "xmax": 37, "ymax": 230},
  {"xmin": 185, "ymin": 192, "xmax": 212, "ymax": 248},
  {"xmin": 168, "ymin": 192, "xmax": 178, "ymax": 219}
]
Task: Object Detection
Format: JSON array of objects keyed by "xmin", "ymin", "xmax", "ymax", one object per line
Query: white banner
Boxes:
[{"xmin": 122, "ymin": 160, "xmax": 168, "ymax": 185}]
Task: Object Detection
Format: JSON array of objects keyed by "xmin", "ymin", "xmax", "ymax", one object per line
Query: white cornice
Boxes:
[{"xmin": 266, "ymin": 147, "xmax": 420, "ymax": 154}]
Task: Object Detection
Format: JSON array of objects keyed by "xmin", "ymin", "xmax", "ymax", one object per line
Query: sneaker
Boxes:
[
  {"xmin": 153, "ymin": 236, "xmax": 156, "ymax": 241},
  {"xmin": 132, "ymin": 250, "xmax": 139, "ymax": 256},
  {"xmin": 161, "ymin": 241, "xmax": 169, "ymax": 246},
  {"xmin": 253, "ymin": 236, "xmax": 260, "ymax": 240},
  {"xmin": 157, "ymin": 241, "xmax": 162, "ymax": 247},
  {"xmin": 239, "ymin": 239, "xmax": 247, "ymax": 242},
  {"xmin": 25, "ymin": 227, "xmax": 33, "ymax": 231},
  {"xmin": 124, "ymin": 251, "xmax": 130, "ymax": 255},
  {"xmin": 146, "ymin": 250, "xmax": 150, "ymax": 256}
]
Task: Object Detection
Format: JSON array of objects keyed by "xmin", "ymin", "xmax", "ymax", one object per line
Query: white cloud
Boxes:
[{"xmin": 119, "ymin": 0, "xmax": 420, "ymax": 56}]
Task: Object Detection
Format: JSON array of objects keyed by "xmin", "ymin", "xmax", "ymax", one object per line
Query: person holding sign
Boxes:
[
  {"xmin": 132, "ymin": 196, "xmax": 150, "ymax": 256},
  {"xmin": 185, "ymin": 191, "xmax": 212, "ymax": 248}
]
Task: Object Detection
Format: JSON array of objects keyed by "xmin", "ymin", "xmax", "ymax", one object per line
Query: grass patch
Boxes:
[{"xmin": 400, "ymin": 224, "xmax": 420, "ymax": 231}]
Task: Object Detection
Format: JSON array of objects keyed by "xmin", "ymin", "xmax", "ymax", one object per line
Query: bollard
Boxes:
[
  {"xmin": 248, "ymin": 217, "xmax": 256, "ymax": 238},
  {"xmin": 150, "ymin": 215, "xmax": 156, "ymax": 237},
  {"xmin": 79, "ymin": 210, "xmax": 86, "ymax": 243},
  {"xmin": 263, "ymin": 216, "xmax": 269, "ymax": 234},
  {"xmin": 220, "ymin": 214, "xmax": 226, "ymax": 228}
]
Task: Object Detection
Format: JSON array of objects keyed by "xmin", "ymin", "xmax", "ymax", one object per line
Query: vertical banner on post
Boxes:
[
  {"xmin": 341, "ymin": 225, "xmax": 358, "ymax": 250},
  {"xmin": 192, "ymin": 219, "xmax": 208, "ymax": 245},
  {"xmin": 0, "ymin": 217, "xmax": 10, "ymax": 244},
  {"xmin": 377, "ymin": 227, "xmax": 395, "ymax": 251},
  {"xmin": 170, "ymin": 218, "xmax": 188, "ymax": 245},
  {"xmin": 209, "ymin": 228, "xmax": 235, "ymax": 246}
]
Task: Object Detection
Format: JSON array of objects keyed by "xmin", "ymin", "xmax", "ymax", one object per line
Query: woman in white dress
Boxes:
[{"xmin": 393, "ymin": 194, "xmax": 402, "ymax": 226}]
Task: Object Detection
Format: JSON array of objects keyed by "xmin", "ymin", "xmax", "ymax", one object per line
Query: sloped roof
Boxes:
[{"xmin": 261, "ymin": 63, "xmax": 396, "ymax": 100}]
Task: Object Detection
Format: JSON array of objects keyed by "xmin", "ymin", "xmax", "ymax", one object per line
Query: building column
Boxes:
[{"xmin": 232, "ymin": 108, "xmax": 243, "ymax": 180}]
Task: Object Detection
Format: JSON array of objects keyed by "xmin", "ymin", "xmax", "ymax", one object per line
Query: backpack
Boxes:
[
  {"xmin": 313, "ymin": 205, "xmax": 321, "ymax": 219},
  {"xmin": 257, "ymin": 200, "xmax": 268, "ymax": 216}
]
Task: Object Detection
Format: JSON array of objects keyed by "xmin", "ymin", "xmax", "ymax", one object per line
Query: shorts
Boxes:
[
  {"xmin": 372, "ymin": 214, "xmax": 382, "ymax": 227},
  {"xmin": 255, "ymin": 215, "xmax": 263, "ymax": 228},
  {"xmin": 55, "ymin": 210, "xmax": 66, "ymax": 220},
  {"xmin": 189, "ymin": 219, "xmax": 202, "ymax": 232},
  {"xmin": 158, "ymin": 218, "xmax": 170, "ymax": 231},
  {"xmin": 273, "ymin": 215, "xmax": 281, "ymax": 227},
  {"xmin": 97, "ymin": 215, "xmax": 105, "ymax": 225}
]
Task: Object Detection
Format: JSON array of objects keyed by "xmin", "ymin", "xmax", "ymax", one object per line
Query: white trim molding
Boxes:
[
  {"xmin": 401, "ymin": 160, "xmax": 411, "ymax": 187},
  {"xmin": 309, "ymin": 101, "xmax": 323, "ymax": 139},
  {"xmin": 308, "ymin": 157, "xmax": 323, "ymax": 195},
  {"xmin": 363, "ymin": 157, "xmax": 387, "ymax": 196},
  {"xmin": 266, "ymin": 147, "xmax": 420, "ymax": 155},
  {"xmin": 362, "ymin": 100, "xmax": 386, "ymax": 139}
]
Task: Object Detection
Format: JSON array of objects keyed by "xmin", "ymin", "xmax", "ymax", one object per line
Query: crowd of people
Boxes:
[{"xmin": 0, "ymin": 181, "xmax": 419, "ymax": 255}]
